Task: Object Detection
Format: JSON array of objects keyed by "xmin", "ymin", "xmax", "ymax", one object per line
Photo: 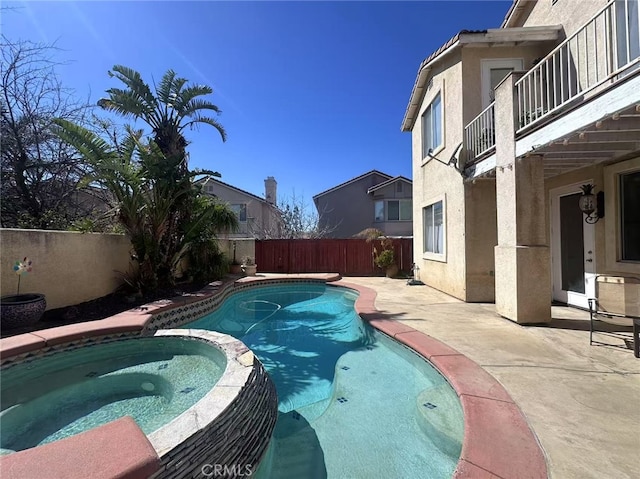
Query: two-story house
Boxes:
[
  {"xmin": 198, "ymin": 176, "xmax": 281, "ymax": 239},
  {"xmin": 313, "ymin": 170, "xmax": 413, "ymax": 238},
  {"xmin": 403, "ymin": 0, "xmax": 639, "ymax": 323}
]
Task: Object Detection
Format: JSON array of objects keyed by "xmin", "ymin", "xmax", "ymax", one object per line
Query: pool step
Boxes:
[
  {"xmin": 416, "ymin": 385, "xmax": 464, "ymax": 458},
  {"xmin": 268, "ymin": 412, "xmax": 327, "ymax": 479}
]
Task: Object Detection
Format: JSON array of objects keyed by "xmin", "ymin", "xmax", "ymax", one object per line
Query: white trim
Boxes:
[
  {"xmin": 421, "ymin": 85, "xmax": 445, "ymax": 162},
  {"xmin": 550, "ymin": 181, "xmax": 596, "ymax": 308},
  {"xmin": 422, "ymin": 194, "xmax": 447, "ymax": 262},
  {"xmin": 604, "ymin": 158, "xmax": 640, "ymax": 273},
  {"xmin": 481, "ymin": 58, "xmax": 524, "ymax": 109}
]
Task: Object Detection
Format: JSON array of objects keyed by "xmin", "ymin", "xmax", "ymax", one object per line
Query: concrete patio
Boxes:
[{"xmin": 340, "ymin": 277, "xmax": 640, "ymax": 479}]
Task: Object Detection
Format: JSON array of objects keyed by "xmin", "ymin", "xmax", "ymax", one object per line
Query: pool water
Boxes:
[
  {"xmin": 0, "ymin": 336, "xmax": 225, "ymax": 454},
  {"xmin": 185, "ymin": 284, "xmax": 463, "ymax": 478}
]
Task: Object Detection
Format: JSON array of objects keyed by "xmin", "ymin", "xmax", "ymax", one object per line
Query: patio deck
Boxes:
[{"xmin": 339, "ymin": 277, "xmax": 640, "ymax": 479}]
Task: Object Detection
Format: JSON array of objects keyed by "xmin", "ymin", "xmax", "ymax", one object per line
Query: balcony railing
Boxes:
[
  {"xmin": 516, "ymin": 0, "xmax": 640, "ymax": 132},
  {"xmin": 464, "ymin": 101, "xmax": 495, "ymax": 164}
]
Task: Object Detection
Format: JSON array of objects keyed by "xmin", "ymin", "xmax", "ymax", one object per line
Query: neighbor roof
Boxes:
[
  {"xmin": 367, "ymin": 176, "xmax": 412, "ymax": 194},
  {"xmin": 313, "ymin": 170, "xmax": 392, "ymax": 200},
  {"xmin": 197, "ymin": 176, "xmax": 271, "ymax": 205}
]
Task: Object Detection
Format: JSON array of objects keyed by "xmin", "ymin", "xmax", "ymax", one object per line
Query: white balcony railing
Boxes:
[
  {"xmin": 516, "ymin": 0, "xmax": 640, "ymax": 132},
  {"xmin": 464, "ymin": 101, "xmax": 496, "ymax": 163}
]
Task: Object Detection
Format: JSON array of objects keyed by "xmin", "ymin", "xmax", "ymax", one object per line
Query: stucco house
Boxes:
[
  {"xmin": 403, "ymin": 0, "xmax": 639, "ymax": 323},
  {"xmin": 197, "ymin": 176, "xmax": 281, "ymax": 239},
  {"xmin": 313, "ymin": 170, "xmax": 413, "ymax": 238}
]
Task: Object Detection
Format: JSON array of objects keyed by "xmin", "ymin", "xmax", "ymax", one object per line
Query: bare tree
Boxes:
[
  {"xmin": 257, "ymin": 191, "xmax": 337, "ymax": 239},
  {"xmin": 0, "ymin": 36, "xmax": 106, "ymax": 229}
]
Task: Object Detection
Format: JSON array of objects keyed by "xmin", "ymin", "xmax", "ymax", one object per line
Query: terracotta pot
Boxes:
[
  {"xmin": 1, "ymin": 293, "xmax": 46, "ymax": 329},
  {"xmin": 230, "ymin": 264, "xmax": 243, "ymax": 274}
]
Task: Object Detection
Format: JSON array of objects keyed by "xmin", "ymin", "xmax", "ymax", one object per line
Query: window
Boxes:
[
  {"xmin": 620, "ymin": 170, "xmax": 640, "ymax": 261},
  {"xmin": 423, "ymin": 201, "xmax": 444, "ymax": 255},
  {"xmin": 422, "ymin": 92, "xmax": 442, "ymax": 158},
  {"xmin": 231, "ymin": 203, "xmax": 247, "ymax": 222},
  {"xmin": 374, "ymin": 200, "xmax": 412, "ymax": 222},
  {"xmin": 396, "ymin": 182, "xmax": 403, "ymax": 193}
]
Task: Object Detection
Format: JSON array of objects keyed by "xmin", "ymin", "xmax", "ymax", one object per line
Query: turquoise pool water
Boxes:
[
  {"xmin": 0, "ymin": 336, "xmax": 225, "ymax": 454},
  {"xmin": 185, "ymin": 283, "xmax": 464, "ymax": 478}
]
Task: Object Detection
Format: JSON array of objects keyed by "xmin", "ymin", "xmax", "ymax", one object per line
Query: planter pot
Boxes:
[
  {"xmin": 1, "ymin": 293, "xmax": 46, "ymax": 329},
  {"xmin": 230, "ymin": 264, "xmax": 243, "ymax": 275},
  {"xmin": 385, "ymin": 264, "xmax": 399, "ymax": 278},
  {"xmin": 242, "ymin": 264, "xmax": 258, "ymax": 276}
]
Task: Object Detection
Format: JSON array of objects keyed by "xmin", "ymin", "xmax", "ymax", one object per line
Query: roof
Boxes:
[
  {"xmin": 501, "ymin": 0, "xmax": 529, "ymax": 28},
  {"xmin": 196, "ymin": 176, "xmax": 271, "ymax": 205},
  {"xmin": 400, "ymin": 25, "xmax": 561, "ymax": 132},
  {"xmin": 366, "ymin": 176, "xmax": 413, "ymax": 194},
  {"xmin": 400, "ymin": 30, "xmax": 487, "ymax": 133},
  {"xmin": 312, "ymin": 170, "xmax": 393, "ymax": 200}
]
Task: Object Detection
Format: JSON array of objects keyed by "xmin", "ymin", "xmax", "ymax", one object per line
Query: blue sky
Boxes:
[{"xmin": 3, "ymin": 1, "xmax": 511, "ymax": 205}]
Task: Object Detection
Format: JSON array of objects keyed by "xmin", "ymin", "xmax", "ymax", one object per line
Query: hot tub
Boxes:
[
  {"xmin": 1, "ymin": 334, "xmax": 225, "ymax": 454},
  {"xmin": 0, "ymin": 329, "xmax": 278, "ymax": 479}
]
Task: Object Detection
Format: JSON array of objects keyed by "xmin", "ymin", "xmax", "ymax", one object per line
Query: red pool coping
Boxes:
[
  {"xmin": 1, "ymin": 274, "xmax": 548, "ymax": 479},
  {"xmin": 0, "ymin": 417, "xmax": 160, "ymax": 479},
  {"xmin": 338, "ymin": 280, "xmax": 549, "ymax": 479}
]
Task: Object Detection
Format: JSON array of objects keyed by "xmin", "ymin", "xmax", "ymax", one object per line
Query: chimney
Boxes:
[{"xmin": 265, "ymin": 176, "xmax": 277, "ymax": 205}]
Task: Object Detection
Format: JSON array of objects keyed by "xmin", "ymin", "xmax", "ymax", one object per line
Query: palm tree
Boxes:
[
  {"xmin": 97, "ymin": 66, "xmax": 226, "ymax": 169},
  {"xmin": 90, "ymin": 66, "xmax": 231, "ymax": 288},
  {"xmin": 54, "ymin": 119, "xmax": 238, "ymax": 291}
]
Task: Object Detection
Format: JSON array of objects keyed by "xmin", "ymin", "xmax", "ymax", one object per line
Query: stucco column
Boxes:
[{"xmin": 494, "ymin": 73, "xmax": 551, "ymax": 324}]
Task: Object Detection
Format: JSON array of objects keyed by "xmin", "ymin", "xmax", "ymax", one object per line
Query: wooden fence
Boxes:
[{"xmin": 255, "ymin": 239, "xmax": 413, "ymax": 276}]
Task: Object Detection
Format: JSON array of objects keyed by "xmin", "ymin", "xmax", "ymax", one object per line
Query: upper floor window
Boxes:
[
  {"xmin": 422, "ymin": 92, "xmax": 442, "ymax": 158},
  {"xmin": 374, "ymin": 199, "xmax": 412, "ymax": 222},
  {"xmin": 231, "ymin": 203, "xmax": 247, "ymax": 222},
  {"xmin": 620, "ymin": 170, "xmax": 640, "ymax": 261}
]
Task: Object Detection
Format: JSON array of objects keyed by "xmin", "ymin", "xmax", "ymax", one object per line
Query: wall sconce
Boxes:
[{"xmin": 579, "ymin": 184, "xmax": 604, "ymax": 224}]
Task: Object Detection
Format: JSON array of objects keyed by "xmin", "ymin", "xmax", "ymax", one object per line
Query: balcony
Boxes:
[{"xmin": 464, "ymin": 0, "xmax": 640, "ymax": 169}]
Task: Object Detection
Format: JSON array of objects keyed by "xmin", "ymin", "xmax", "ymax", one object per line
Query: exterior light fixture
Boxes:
[{"xmin": 579, "ymin": 184, "xmax": 604, "ymax": 224}]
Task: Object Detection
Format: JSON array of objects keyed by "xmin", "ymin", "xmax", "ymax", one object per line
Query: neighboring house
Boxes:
[
  {"xmin": 197, "ymin": 176, "xmax": 281, "ymax": 239},
  {"xmin": 402, "ymin": 0, "xmax": 639, "ymax": 323},
  {"xmin": 313, "ymin": 170, "xmax": 413, "ymax": 238}
]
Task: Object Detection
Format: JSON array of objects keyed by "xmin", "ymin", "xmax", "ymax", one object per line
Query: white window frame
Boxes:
[
  {"xmin": 481, "ymin": 58, "xmax": 524, "ymax": 108},
  {"xmin": 374, "ymin": 199, "xmax": 412, "ymax": 222},
  {"xmin": 422, "ymin": 195, "xmax": 446, "ymax": 262},
  {"xmin": 604, "ymin": 160, "xmax": 640, "ymax": 272},
  {"xmin": 421, "ymin": 91, "xmax": 443, "ymax": 159},
  {"xmin": 231, "ymin": 203, "xmax": 247, "ymax": 222},
  {"xmin": 619, "ymin": 169, "xmax": 640, "ymax": 262}
]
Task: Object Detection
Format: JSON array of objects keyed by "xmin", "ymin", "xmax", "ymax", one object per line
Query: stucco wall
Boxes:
[
  {"xmin": 0, "ymin": 229, "xmax": 133, "ymax": 310},
  {"xmin": 219, "ymin": 238, "xmax": 256, "ymax": 265},
  {"xmin": 517, "ymin": 0, "xmax": 606, "ymax": 38},
  {"xmin": 411, "ymin": 52, "xmax": 469, "ymax": 299},
  {"xmin": 464, "ymin": 179, "xmax": 498, "ymax": 302}
]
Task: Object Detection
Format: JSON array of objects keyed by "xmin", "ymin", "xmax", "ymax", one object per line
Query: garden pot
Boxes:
[
  {"xmin": 385, "ymin": 264, "xmax": 399, "ymax": 278},
  {"xmin": 242, "ymin": 264, "xmax": 258, "ymax": 276},
  {"xmin": 230, "ymin": 264, "xmax": 243, "ymax": 275},
  {"xmin": 1, "ymin": 293, "xmax": 46, "ymax": 329}
]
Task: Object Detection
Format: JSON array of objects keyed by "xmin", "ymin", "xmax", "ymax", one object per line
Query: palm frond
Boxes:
[
  {"xmin": 173, "ymin": 85, "xmax": 214, "ymax": 112},
  {"xmin": 181, "ymin": 115, "xmax": 227, "ymax": 141}
]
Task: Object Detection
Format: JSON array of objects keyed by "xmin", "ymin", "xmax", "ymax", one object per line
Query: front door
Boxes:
[{"xmin": 551, "ymin": 185, "xmax": 596, "ymax": 308}]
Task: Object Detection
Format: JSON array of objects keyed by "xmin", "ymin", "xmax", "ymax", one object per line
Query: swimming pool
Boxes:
[
  {"xmin": 184, "ymin": 283, "xmax": 464, "ymax": 478},
  {"xmin": 0, "ymin": 335, "xmax": 225, "ymax": 454}
]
